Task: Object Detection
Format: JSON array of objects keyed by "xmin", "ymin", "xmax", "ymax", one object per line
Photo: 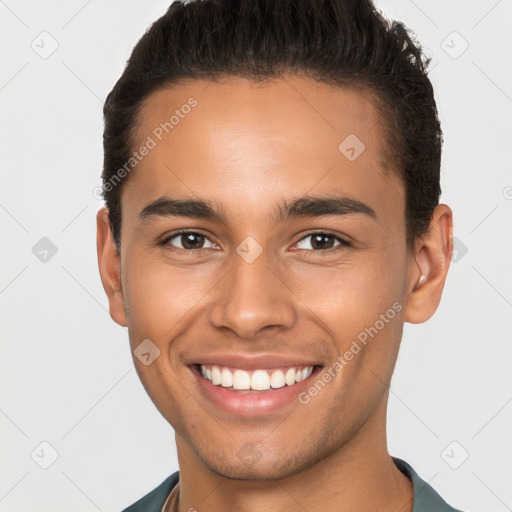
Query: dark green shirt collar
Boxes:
[{"xmin": 392, "ymin": 457, "xmax": 463, "ymax": 511}]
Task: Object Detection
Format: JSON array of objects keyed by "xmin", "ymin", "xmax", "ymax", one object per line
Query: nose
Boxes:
[{"xmin": 208, "ymin": 250, "xmax": 297, "ymax": 339}]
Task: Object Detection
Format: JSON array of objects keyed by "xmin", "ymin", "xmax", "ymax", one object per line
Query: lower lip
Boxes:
[{"xmin": 191, "ymin": 366, "xmax": 321, "ymax": 417}]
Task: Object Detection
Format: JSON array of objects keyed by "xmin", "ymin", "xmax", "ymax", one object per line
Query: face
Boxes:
[{"xmin": 97, "ymin": 76, "xmax": 451, "ymax": 480}]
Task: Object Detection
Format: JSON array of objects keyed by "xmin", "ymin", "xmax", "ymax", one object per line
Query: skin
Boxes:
[{"xmin": 97, "ymin": 75, "xmax": 453, "ymax": 511}]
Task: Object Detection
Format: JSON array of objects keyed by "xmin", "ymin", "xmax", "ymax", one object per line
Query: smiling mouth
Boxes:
[{"xmin": 192, "ymin": 364, "xmax": 323, "ymax": 392}]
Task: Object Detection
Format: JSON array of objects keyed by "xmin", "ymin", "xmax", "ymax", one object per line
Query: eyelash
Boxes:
[
  {"xmin": 158, "ymin": 230, "xmax": 352, "ymax": 253},
  {"xmin": 294, "ymin": 231, "xmax": 353, "ymax": 253}
]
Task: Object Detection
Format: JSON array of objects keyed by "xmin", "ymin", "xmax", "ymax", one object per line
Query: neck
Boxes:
[{"xmin": 172, "ymin": 397, "xmax": 413, "ymax": 512}]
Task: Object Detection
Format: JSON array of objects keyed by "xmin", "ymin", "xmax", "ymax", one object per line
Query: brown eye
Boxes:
[
  {"xmin": 163, "ymin": 231, "xmax": 217, "ymax": 250},
  {"xmin": 294, "ymin": 233, "xmax": 350, "ymax": 251}
]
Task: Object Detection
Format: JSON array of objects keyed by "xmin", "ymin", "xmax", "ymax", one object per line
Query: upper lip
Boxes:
[{"xmin": 187, "ymin": 353, "xmax": 322, "ymax": 370}]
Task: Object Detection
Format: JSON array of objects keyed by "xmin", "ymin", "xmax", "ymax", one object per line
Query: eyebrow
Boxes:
[{"xmin": 139, "ymin": 194, "xmax": 377, "ymax": 224}]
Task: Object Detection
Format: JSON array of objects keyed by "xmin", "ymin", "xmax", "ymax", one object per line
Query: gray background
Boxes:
[{"xmin": 1, "ymin": 0, "xmax": 511, "ymax": 510}]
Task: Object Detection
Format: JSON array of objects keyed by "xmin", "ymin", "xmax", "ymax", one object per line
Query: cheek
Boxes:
[
  {"xmin": 284, "ymin": 251, "xmax": 404, "ymax": 329},
  {"xmin": 121, "ymin": 255, "xmax": 218, "ymax": 340}
]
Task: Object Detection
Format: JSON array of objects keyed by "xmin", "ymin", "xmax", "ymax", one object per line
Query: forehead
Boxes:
[{"xmin": 123, "ymin": 76, "xmax": 404, "ymax": 223}]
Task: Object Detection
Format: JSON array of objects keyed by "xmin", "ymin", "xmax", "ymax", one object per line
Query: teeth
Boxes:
[
  {"xmin": 220, "ymin": 368, "xmax": 233, "ymax": 387},
  {"xmin": 233, "ymin": 369, "xmax": 251, "ymax": 390},
  {"xmin": 251, "ymin": 370, "xmax": 270, "ymax": 390},
  {"xmin": 200, "ymin": 364, "xmax": 315, "ymax": 391},
  {"xmin": 211, "ymin": 366, "xmax": 221, "ymax": 385},
  {"xmin": 270, "ymin": 370, "xmax": 285, "ymax": 389},
  {"xmin": 285, "ymin": 368, "xmax": 296, "ymax": 386}
]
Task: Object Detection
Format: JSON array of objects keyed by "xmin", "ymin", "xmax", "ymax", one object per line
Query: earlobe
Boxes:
[
  {"xmin": 404, "ymin": 204, "xmax": 453, "ymax": 324},
  {"xmin": 96, "ymin": 207, "xmax": 127, "ymax": 326}
]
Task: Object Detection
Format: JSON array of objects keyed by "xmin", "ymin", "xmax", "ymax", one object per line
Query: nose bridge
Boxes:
[{"xmin": 209, "ymin": 246, "xmax": 296, "ymax": 338}]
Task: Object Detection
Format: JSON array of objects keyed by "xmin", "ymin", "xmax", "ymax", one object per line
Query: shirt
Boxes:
[{"xmin": 121, "ymin": 456, "xmax": 464, "ymax": 512}]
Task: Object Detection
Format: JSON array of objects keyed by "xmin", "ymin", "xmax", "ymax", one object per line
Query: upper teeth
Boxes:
[{"xmin": 200, "ymin": 365, "xmax": 314, "ymax": 391}]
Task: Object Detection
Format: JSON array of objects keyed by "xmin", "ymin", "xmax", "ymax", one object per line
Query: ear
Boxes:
[
  {"xmin": 96, "ymin": 207, "xmax": 127, "ymax": 326},
  {"xmin": 404, "ymin": 204, "xmax": 453, "ymax": 324}
]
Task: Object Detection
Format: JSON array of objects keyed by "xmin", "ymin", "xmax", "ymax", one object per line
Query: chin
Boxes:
[
  {"xmin": 204, "ymin": 458, "xmax": 299, "ymax": 481},
  {"xmin": 195, "ymin": 440, "xmax": 330, "ymax": 481}
]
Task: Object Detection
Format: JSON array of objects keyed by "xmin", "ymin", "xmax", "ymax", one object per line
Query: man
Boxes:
[{"xmin": 97, "ymin": 0, "xmax": 462, "ymax": 510}]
